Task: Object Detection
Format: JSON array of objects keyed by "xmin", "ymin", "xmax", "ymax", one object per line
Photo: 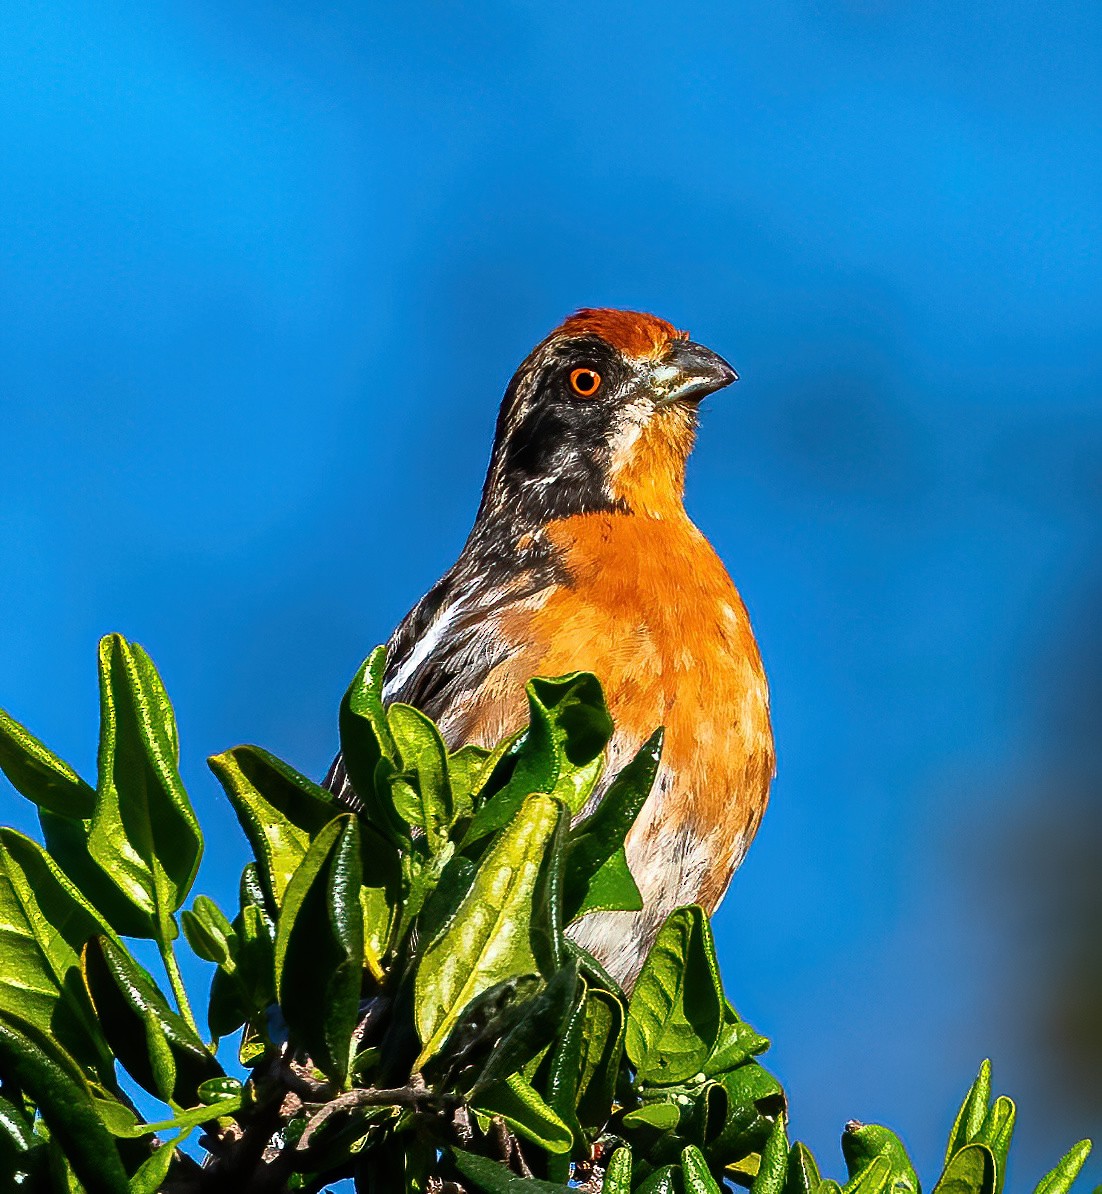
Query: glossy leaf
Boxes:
[
  {"xmin": 448, "ymin": 744, "xmax": 489, "ymax": 820},
  {"xmin": 128, "ymin": 1133, "xmax": 183, "ymax": 1194},
  {"xmin": 605, "ymin": 1147, "xmax": 635, "ymax": 1194},
  {"xmin": 683, "ymin": 1144, "xmax": 724, "ymax": 1194},
  {"xmin": 38, "ymin": 808, "xmax": 152, "ymax": 937},
  {"xmin": 0, "ymin": 828, "xmax": 114, "ymax": 1084},
  {"xmin": 844, "ymin": 1156, "xmax": 893, "ymax": 1194},
  {"xmin": 0, "ymin": 1092, "xmax": 46, "ymax": 1188},
  {"xmin": 0, "ymin": 1012, "xmax": 129, "ymax": 1194},
  {"xmin": 414, "ymin": 792, "xmax": 563, "ymax": 1068},
  {"xmin": 973, "ymin": 1096, "xmax": 1015, "ymax": 1194},
  {"xmin": 275, "ymin": 815, "xmax": 364, "ymax": 1084},
  {"xmin": 209, "ymin": 745, "xmax": 337, "ymax": 907},
  {"xmin": 388, "ymin": 702, "xmax": 452, "ymax": 845},
  {"xmin": 625, "ymin": 1101, "xmax": 682, "ymax": 1131},
  {"xmin": 564, "ymin": 728, "xmax": 662, "ymax": 921},
  {"xmin": 627, "ymin": 905, "xmax": 723, "ymax": 1085},
  {"xmin": 785, "ymin": 1142, "xmax": 823, "ymax": 1194},
  {"xmin": 207, "ymin": 870, "xmax": 276, "ymax": 1040},
  {"xmin": 87, "ymin": 636, "xmax": 202, "ymax": 945},
  {"xmin": 540, "ymin": 968, "xmax": 587, "ymax": 1174},
  {"xmin": 471, "ymin": 1073, "xmax": 573, "ymax": 1155},
  {"xmin": 751, "ymin": 1114, "xmax": 788, "ymax": 1194},
  {"xmin": 0, "ymin": 708, "xmax": 96, "ymax": 818},
  {"xmin": 470, "ymin": 963, "xmax": 578, "ymax": 1096},
  {"xmin": 81, "ymin": 934, "xmax": 222, "ymax": 1105},
  {"xmin": 180, "ymin": 894, "xmax": 236, "ymax": 966},
  {"xmin": 637, "ymin": 1164, "xmax": 681, "ymax": 1194},
  {"xmin": 576, "ymin": 986, "xmax": 626, "ymax": 1126},
  {"xmin": 450, "ymin": 1148, "xmax": 574, "ymax": 1194},
  {"xmin": 463, "ymin": 674, "xmax": 612, "ymax": 844},
  {"xmin": 842, "ymin": 1123, "xmax": 920, "ymax": 1194},
  {"xmin": 1031, "ymin": 1141, "xmax": 1092, "ymax": 1194},
  {"xmin": 705, "ymin": 1006, "xmax": 770, "ymax": 1077},
  {"xmin": 932, "ymin": 1143, "xmax": 996, "ymax": 1194},
  {"xmin": 338, "ymin": 647, "xmax": 405, "ymax": 842},
  {"xmin": 945, "ymin": 1061, "xmax": 992, "ymax": 1164},
  {"xmin": 706, "ymin": 1063, "xmax": 787, "ymax": 1166}
]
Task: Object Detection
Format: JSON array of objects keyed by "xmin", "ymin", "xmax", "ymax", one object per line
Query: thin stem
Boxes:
[{"xmin": 159, "ymin": 933, "xmax": 198, "ymax": 1033}]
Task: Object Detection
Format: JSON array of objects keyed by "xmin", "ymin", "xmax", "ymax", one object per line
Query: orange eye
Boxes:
[{"xmin": 569, "ymin": 367, "xmax": 602, "ymax": 397}]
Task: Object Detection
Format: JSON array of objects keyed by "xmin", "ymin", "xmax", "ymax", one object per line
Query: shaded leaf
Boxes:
[
  {"xmin": 0, "ymin": 1012, "xmax": 129, "ymax": 1194},
  {"xmin": 751, "ymin": 1114, "xmax": 788, "ymax": 1194},
  {"xmin": 576, "ymin": 986, "xmax": 626, "ymax": 1126},
  {"xmin": 564, "ymin": 728, "xmax": 662, "ymax": 921},
  {"xmin": 785, "ymin": 1142, "xmax": 822, "ymax": 1194},
  {"xmin": 450, "ymin": 1148, "xmax": 574, "ymax": 1194},
  {"xmin": 338, "ymin": 648, "xmax": 405, "ymax": 843},
  {"xmin": 605, "ymin": 1147, "xmax": 634, "ymax": 1194},
  {"xmin": 81, "ymin": 935, "xmax": 221, "ymax": 1105},
  {"xmin": 275, "ymin": 815, "xmax": 364, "ymax": 1084},
  {"xmin": 181, "ymin": 895, "xmax": 236, "ymax": 966}
]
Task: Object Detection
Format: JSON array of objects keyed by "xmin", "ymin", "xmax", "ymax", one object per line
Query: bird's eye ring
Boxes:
[{"xmin": 569, "ymin": 367, "xmax": 602, "ymax": 397}]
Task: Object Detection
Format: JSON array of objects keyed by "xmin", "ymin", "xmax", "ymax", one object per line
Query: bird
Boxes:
[{"xmin": 326, "ymin": 307, "xmax": 774, "ymax": 989}]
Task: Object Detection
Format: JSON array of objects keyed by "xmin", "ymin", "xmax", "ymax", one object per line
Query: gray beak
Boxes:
[{"xmin": 653, "ymin": 339, "xmax": 739, "ymax": 407}]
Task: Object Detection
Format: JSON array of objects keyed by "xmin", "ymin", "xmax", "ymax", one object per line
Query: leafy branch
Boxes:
[{"xmin": 0, "ymin": 634, "xmax": 1093, "ymax": 1193}]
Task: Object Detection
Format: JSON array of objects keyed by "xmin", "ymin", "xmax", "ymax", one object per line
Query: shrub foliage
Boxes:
[{"xmin": 0, "ymin": 634, "xmax": 1092, "ymax": 1193}]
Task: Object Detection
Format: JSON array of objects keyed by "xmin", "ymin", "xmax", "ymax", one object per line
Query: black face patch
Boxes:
[{"xmin": 476, "ymin": 335, "xmax": 635, "ymax": 528}]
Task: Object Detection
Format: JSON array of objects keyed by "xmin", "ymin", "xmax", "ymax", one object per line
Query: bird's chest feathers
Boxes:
[{"xmin": 517, "ymin": 513, "xmax": 769, "ymax": 747}]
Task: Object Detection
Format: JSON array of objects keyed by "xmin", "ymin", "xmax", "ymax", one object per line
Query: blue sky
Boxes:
[{"xmin": 1, "ymin": 1, "xmax": 1100, "ymax": 1186}]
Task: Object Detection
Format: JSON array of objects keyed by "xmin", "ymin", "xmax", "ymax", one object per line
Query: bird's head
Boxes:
[{"xmin": 478, "ymin": 308, "xmax": 737, "ymax": 526}]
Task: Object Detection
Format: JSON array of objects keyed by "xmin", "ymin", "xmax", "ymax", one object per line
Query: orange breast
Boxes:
[{"xmin": 449, "ymin": 511, "xmax": 775, "ymax": 917}]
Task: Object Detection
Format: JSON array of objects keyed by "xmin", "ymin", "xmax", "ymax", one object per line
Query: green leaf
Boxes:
[
  {"xmin": 564, "ymin": 728, "xmax": 662, "ymax": 921},
  {"xmin": 470, "ymin": 963, "xmax": 578, "ymax": 1097},
  {"xmin": 388, "ymin": 703, "xmax": 452, "ymax": 844},
  {"xmin": 627, "ymin": 905, "xmax": 724, "ymax": 1085},
  {"xmin": 128, "ymin": 1133, "xmax": 183, "ymax": 1194},
  {"xmin": 448, "ymin": 744, "xmax": 489, "ymax": 821},
  {"xmin": 540, "ymin": 968, "xmax": 588, "ymax": 1174},
  {"xmin": 0, "ymin": 828, "xmax": 115, "ymax": 1085},
  {"xmin": 463, "ymin": 674, "xmax": 613, "ymax": 845},
  {"xmin": 359, "ymin": 820, "xmax": 401, "ymax": 978},
  {"xmin": 705, "ymin": 1006, "xmax": 770, "ymax": 1077},
  {"xmin": 974, "ymin": 1097, "xmax": 1015, "ymax": 1194},
  {"xmin": 683, "ymin": 1144, "xmax": 725, "ymax": 1194},
  {"xmin": 751, "ymin": 1114, "xmax": 789, "ymax": 1194},
  {"xmin": 0, "ymin": 708, "xmax": 96, "ymax": 818},
  {"xmin": 471, "ymin": 1072, "xmax": 573, "ymax": 1154},
  {"xmin": 181, "ymin": 894, "xmax": 236, "ymax": 965},
  {"xmin": 625, "ymin": 1102, "xmax": 682, "ymax": 1131},
  {"xmin": 209, "ymin": 745, "xmax": 337, "ymax": 907},
  {"xmin": 414, "ymin": 792, "xmax": 564, "ymax": 1069},
  {"xmin": 637, "ymin": 1164, "xmax": 681, "ymax": 1194},
  {"xmin": 338, "ymin": 648, "xmax": 405, "ymax": 843},
  {"xmin": 0, "ymin": 1012, "xmax": 129, "ymax": 1194},
  {"xmin": 38, "ymin": 808, "xmax": 153, "ymax": 937},
  {"xmin": 207, "ymin": 869, "xmax": 276, "ymax": 1040},
  {"xmin": 706, "ymin": 1063, "xmax": 786, "ymax": 1167},
  {"xmin": 81, "ymin": 934, "xmax": 222, "ymax": 1105},
  {"xmin": 842, "ymin": 1123, "xmax": 920, "ymax": 1194},
  {"xmin": 844, "ymin": 1156, "xmax": 893, "ymax": 1194},
  {"xmin": 946, "ymin": 1061, "xmax": 992, "ymax": 1164},
  {"xmin": 87, "ymin": 635, "xmax": 202, "ymax": 936},
  {"xmin": 450, "ymin": 1148, "xmax": 575, "ymax": 1194},
  {"xmin": 933, "ymin": 1143, "xmax": 996, "ymax": 1194},
  {"xmin": 785, "ymin": 1142, "xmax": 823, "ymax": 1194},
  {"xmin": 102, "ymin": 1094, "xmax": 243, "ymax": 1139},
  {"xmin": 0, "ymin": 1092, "xmax": 46, "ymax": 1187},
  {"xmin": 605, "ymin": 1147, "xmax": 635, "ymax": 1194},
  {"xmin": 570, "ymin": 847, "xmax": 644, "ymax": 919},
  {"xmin": 576, "ymin": 986, "xmax": 626, "ymax": 1126},
  {"xmin": 275, "ymin": 815, "xmax": 364, "ymax": 1084},
  {"xmin": 1032, "ymin": 1141, "xmax": 1092, "ymax": 1194}
]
